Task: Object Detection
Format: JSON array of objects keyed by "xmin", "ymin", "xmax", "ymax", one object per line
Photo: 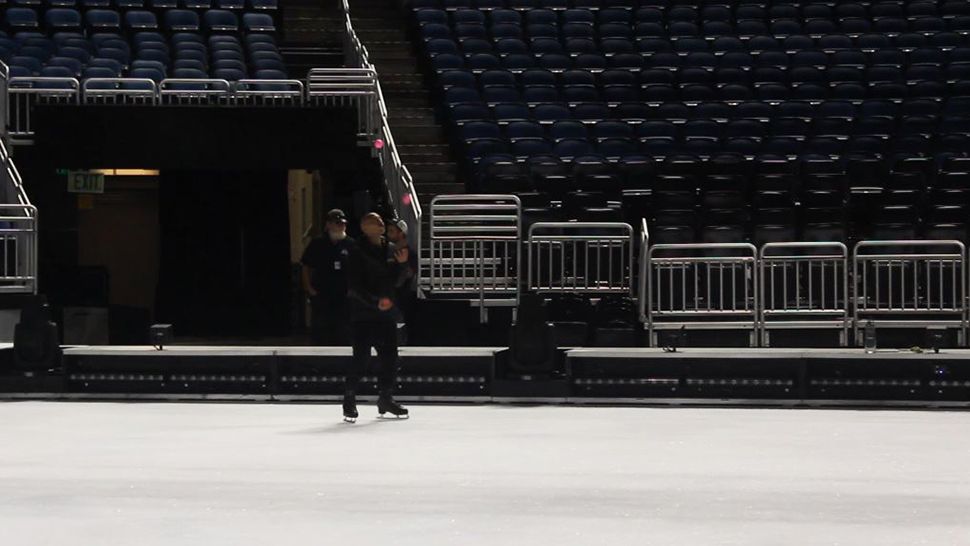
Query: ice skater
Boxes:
[{"xmin": 342, "ymin": 212, "xmax": 410, "ymax": 422}]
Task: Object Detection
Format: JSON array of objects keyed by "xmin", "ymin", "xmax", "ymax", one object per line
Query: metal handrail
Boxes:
[
  {"xmin": 340, "ymin": 0, "xmax": 423, "ymax": 296},
  {"xmin": 638, "ymin": 217, "xmax": 649, "ymax": 324},
  {"xmin": 0, "ymin": 116, "xmax": 37, "ymax": 293},
  {"xmin": 159, "ymin": 78, "xmax": 233, "ymax": 93}
]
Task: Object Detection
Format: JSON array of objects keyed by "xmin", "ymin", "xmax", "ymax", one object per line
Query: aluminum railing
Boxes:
[
  {"xmin": 159, "ymin": 78, "xmax": 233, "ymax": 106},
  {"xmin": 232, "ymin": 79, "xmax": 305, "ymax": 107},
  {"xmin": 427, "ymin": 195, "xmax": 520, "ymax": 318},
  {"xmin": 7, "ymin": 77, "xmax": 80, "ymax": 140},
  {"xmin": 0, "ymin": 62, "xmax": 8, "ymax": 147},
  {"xmin": 853, "ymin": 240, "xmax": 967, "ymax": 346},
  {"xmin": 7, "ymin": 77, "xmax": 311, "ymax": 138},
  {"xmin": 645, "ymin": 243, "xmax": 760, "ymax": 347},
  {"xmin": 760, "ymin": 242, "xmax": 850, "ymax": 346},
  {"xmin": 81, "ymin": 78, "xmax": 158, "ymax": 105},
  {"xmin": 527, "ymin": 222, "xmax": 635, "ymax": 296},
  {"xmin": 637, "ymin": 217, "xmax": 649, "ymax": 324},
  {"xmin": 0, "ymin": 137, "xmax": 37, "ymax": 294}
]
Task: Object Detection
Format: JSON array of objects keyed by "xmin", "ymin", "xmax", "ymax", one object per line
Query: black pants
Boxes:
[
  {"xmin": 311, "ymin": 299, "xmax": 351, "ymax": 346},
  {"xmin": 347, "ymin": 320, "xmax": 399, "ymax": 395}
]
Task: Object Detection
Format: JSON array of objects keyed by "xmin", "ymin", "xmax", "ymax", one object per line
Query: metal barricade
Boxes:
[
  {"xmin": 81, "ymin": 79, "xmax": 158, "ymax": 106},
  {"xmin": 853, "ymin": 240, "xmax": 967, "ymax": 345},
  {"xmin": 759, "ymin": 242, "xmax": 850, "ymax": 346},
  {"xmin": 428, "ymin": 195, "xmax": 520, "ymax": 319},
  {"xmin": 7, "ymin": 77, "xmax": 80, "ymax": 140},
  {"xmin": 0, "ymin": 139, "xmax": 36, "ymax": 293},
  {"xmin": 158, "ymin": 79, "xmax": 232, "ymax": 106},
  {"xmin": 232, "ymin": 79, "xmax": 305, "ymax": 107},
  {"xmin": 527, "ymin": 222, "xmax": 635, "ymax": 296},
  {"xmin": 646, "ymin": 243, "xmax": 759, "ymax": 347}
]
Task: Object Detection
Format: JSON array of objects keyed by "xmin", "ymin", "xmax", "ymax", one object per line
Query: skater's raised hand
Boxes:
[
  {"xmin": 393, "ymin": 247, "xmax": 409, "ymax": 264},
  {"xmin": 378, "ymin": 297, "xmax": 394, "ymax": 311}
]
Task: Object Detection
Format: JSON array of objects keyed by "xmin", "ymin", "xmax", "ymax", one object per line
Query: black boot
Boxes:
[
  {"xmin": 377, "ymin": 393, "xmax": 408, "ymax": 419},
  {"xmin": 342, "ymin": 391, "xmax": 358, "ymax": 423}
]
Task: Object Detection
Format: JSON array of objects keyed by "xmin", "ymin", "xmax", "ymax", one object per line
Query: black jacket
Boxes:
[
  {"xmin": 347, "ymin": 237, "xmax": 406, "ymax": 322},
  {"xmin": 301, "ymin": 235, "xmax": 355, "ymax": 304}
]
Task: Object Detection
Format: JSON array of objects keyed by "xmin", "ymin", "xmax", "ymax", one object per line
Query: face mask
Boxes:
[{"xmin": 328, "ymin": 230, "xmax": 346, "ymax": 242}]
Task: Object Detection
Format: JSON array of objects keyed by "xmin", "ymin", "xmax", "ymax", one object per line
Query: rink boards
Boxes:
[{"xmin": 0, "ymin": 345, "xmax": 969, "ymax": 406}]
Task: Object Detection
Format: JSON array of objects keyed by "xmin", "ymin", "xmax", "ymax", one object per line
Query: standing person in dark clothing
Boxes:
[
  {"xmin": 343, "ymin": 212, "xmax": 410, "ymax": 422},
  {"xmin": 301, "ymin": 209, "xmax": 355, "ymax": 346}
]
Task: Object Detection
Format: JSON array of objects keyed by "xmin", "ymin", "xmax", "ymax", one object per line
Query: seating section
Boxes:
[
  {"xmin": 0, "ymin": 0, "xmax": 283, "ymax": 81},
  {"xmin": 410, "ymin": 0, "xmax": 970, "ymax": 245}
]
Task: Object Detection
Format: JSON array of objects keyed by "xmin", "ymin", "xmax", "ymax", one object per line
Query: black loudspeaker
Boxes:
[
  {"xmin": 150, "ymin": 324, "xmax": 174, "ymax": 350},
  {"xmin": 509, "ymin": 293, "xmax": 556, "ymax": 374},
  {"xmin": 13, "ymin": 296, "xmax": 62, "ymax": 372}
]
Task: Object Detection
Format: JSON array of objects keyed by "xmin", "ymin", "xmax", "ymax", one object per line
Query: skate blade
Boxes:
[
  {"xmin": 343, "ymin": 417, "xmax": 357, "ymax": 423},
  {"xmin": 377, "ymin": 413, "xmax": 409, "ymax": 420}
]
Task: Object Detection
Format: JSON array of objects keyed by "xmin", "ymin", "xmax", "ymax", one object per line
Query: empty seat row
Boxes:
[
  {"xmin": 463, "ymin": 133, "xmax": 970, "ymax": 163},
  {"xmin": 4, "ymin": 8, "xmax": 275, "ymax": 32},
  {"xmin": 477, "ymin": 151, "xmax": 970, "ymax": 200},
  {"xmin": 416, "ymin": 4, "xmax": 970, "ymax": 26},
  {"xmin": 2, "ymin": 0, "xmax": 276, "ymax": 10},
  {"xmin": 441, "ymin": 67, "xmax": 970, "ymax": 92},
  {"xmin": 460, "ymin": 117, "xmax": 970, "ymax": 143},
  {"xmin": 443, "ymin": 78, "xmax": 970, "ymax": 103},
  {"xmin": 419, "ymin": 15, "xmax": 970, "ymax": 40},
  {"xmin": 430, "ymin": 52, "xmax": 970, "ymax": 75},
  {"xmin": 425, "ymin": 30, "xmax": 970, "ymax": 55},
  {"xmin": 450, "ymin": 97, "xmax": 970, "ymax": 124},
  {"xmin": 409, "ymin": 0, "xmax": 970, "ymax": 18},
  {"xmin": 5, "ymin": 29, "xmax": 282, "ymax": 79}
]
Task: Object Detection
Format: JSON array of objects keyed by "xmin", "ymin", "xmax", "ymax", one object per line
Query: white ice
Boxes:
[{"xmin": 1, "ymin": 401, "xmax": 969, "ymax": 545}]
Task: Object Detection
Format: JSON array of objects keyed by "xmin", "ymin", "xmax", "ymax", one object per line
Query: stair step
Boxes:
[
  {"xmin": 416, "ymin": 182, "xmax": 464, "ymax": 196},
  {"xmin": 393, "ymin": 125, "xmax": 446, "ymax": 142}
]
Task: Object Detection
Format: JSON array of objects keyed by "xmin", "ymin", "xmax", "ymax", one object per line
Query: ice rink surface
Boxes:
[{"xmin": 2, "ymin": 401, "xmax": 969, "ymax": 546}]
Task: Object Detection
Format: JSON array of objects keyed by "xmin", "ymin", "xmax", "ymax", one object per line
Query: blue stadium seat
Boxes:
[
  {"xmin": 131, "ymin": 60, "xmax": 166, "ymax": 75},
  {"xmin": 88, "ymin": 57, "xmax": 123, "ymax": 73},
  {"xmin": 214, "ymin": 67, "xmax": 245, "ymax": 80},
  {"xmin": 58, "ymin": 46, "xmax": 90, "ymax": 62},
  {"xmin": 164, "ymin": 10, "xmax": 200, "ymax": 31},
  {"xmin": 212, "ymin": 48, "xmax": 244, "ymax": 63},
  {"xmin": 242, "ymin": 13, "xmax": 275, "ymax": 32},
  {"xmin": 172, "ymin": 67, "xmax": 207, "ymax": 79},
  {"xmin": 84, "ymin": 65, "xmax": 120, "ymax": 79},
  {"xmin": 48, "ymin": 56, "xmax": 82, "ymax": 76},
  {"xmin": 125, "ymin": 10, "xmax": 157, "ymax": 30},
  {"xmin": 204, "ymin": 10, "xmax": 239, "ymax": 32},
  {"xmin": 6, "ymin": 8, "xmax": 40, "ymax": 31},
  {"xmin": 10, "ymin": 55, "xmax": 43, "ymax": 74},
  {"xmin": 174, "ymin": 58, "xmax": 206, "ymax": 72},
  {"xmin": 212, "ymin": 58, "xmax": 245, "ymax": 72},
  {"xmin": 86, "ymin": 9, "xmax": 121, "ymax": 31}
]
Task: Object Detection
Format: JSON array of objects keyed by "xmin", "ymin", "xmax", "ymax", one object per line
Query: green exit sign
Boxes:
[{"xmin": 67, "ymin": 171, "xmax": 105, "ymax": 194}]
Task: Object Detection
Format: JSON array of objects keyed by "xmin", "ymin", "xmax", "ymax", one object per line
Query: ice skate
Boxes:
[
  {"xmin": 377, "ymin": 395, "xmax": 408, "ymax": 419},
  {"xmin": 342, "ymin": 391, "xmax": 358, "ymax": 423}
]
